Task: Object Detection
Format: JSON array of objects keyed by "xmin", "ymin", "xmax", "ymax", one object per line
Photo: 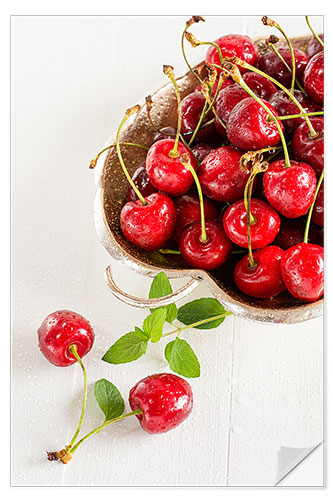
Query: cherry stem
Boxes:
[
  {"xmin": 224, "ymin": 65, "xmax": 291, "ymax": 168},
  {"xmin": 67, "ymin": 345, "xmax": 87, "ymax": 448},
  {"xmin": 158, "ymin": 248, "xmax": 181, "ymax": 255},
  {"xmin": 163, "ymin": 65, "xmax": 183, "ymax": 158},
  {"xmin": 188, "ymin": 98, "xmax": 209, "ymax": 147},
  {"xmin": 201, "ymin": 82, "xmax": 226, "ymax": 132},
  {"xmin": 305, "ymin": 16, "xmax": 324, "ymax": 48},
  {"xmin": 304, "ymin": 168, "xmax": 324, "ymax": 244},
  {"xmin": 267, "ymin": 42, "xmax": 305, "ymax": 93},
  {"xmin": 161, "ymin": 312, "xmax": 232, "ymax": 338},
  {"xmin": 180, "ymin": 153, "xmax": 207, "ymax": 243},
  {"xmin": 219, "ymin": 59, "xmax": 318, "ymax": 138},
  {"xmin": 262, "ymin": 16, "xmax": 296, "ymax": 95},
  {"xmin": 181, "ymin": 19, "xmax": 203, "ymax": 84},
  {"xmin": 89, "ymin": 142, "xmax": 149, "ymax": 169},
  {"xmin": 116, "ymin": 107, "xmax": 147, "ymax": 206},
  {"xmin": 272, "ymin": 111, "xmax": 324, "ymax": 121},
  {"xmin": 185, "ymin": 32, "xmax": 224, "ymax": 66},
  {"xmin": 65, "ymin": 409, "xmax": 143, "ymax": 462}
]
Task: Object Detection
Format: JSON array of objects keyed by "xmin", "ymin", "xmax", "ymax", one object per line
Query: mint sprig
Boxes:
[{"xmin": 102, "ymin": 272, "xmax": 232, "ymax": 377}]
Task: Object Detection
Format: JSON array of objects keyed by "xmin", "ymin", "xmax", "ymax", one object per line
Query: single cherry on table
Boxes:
[
  {"xmin": 129, "ymin": 373, "xmax": 193, "ymax": 434},
  {"xmin": 38, "ymin": 310, "xmax": 95, "ymax": 367}
]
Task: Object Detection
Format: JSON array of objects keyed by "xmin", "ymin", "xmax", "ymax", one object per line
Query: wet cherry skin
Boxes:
[
  {"xmin": 181, "ymin": 91, "xmax": 220, "ymax": 143},
  {"xmin": 303, "ymin": 51, "xmax": 324, "ymax": 105},
  {"xmin": 214, "ymin": 83, "xmax": 249, "ymax": 124},
  {"xmin": 223, "ymin": 198, "xmax": 280, "ymax": 249},
  {"xmin": 129, "ymin": 373, "xmax": 193, "ymax": 434},
  {"xmin": 120, "ymin": 192, "xmax": 176, "ymax": 251},
  {"xmin": 281, "ymin": 243, "xmax": 324, "ymax": 302},
  {"xmin": 307, "ymin": 34, "xmax": 324, "ymax": 58},
  {"xmin": 242, "ymin": 71, "xmax": 278, "ymax": 100},
  {"xmin": 191, "ymin": 143, "xmax": 216, "ymax": 164},
  {"xmin": 227, "ymin": 97, "xmax": 283, "ymax": 151},
  {"xmin": 312, "ymin": 183, "xmax": 324, "ymax": 227},
  {"xmin": 269, "ymin": 89, "xmax": 319, "ymax": 136},
  {"xmin": 198, "ymin": 146, "xmax": 250, "ymax": 202},
  {"xmin": 206, "ymin": 34, "xmax": 259, "ymax": 74},
  {"xmin": 179, "ymin": 220, "xmax": 232, "ymax": 270},
  {"xmin": 291, "ymin": 117, "xmax": 324, "ymax": 177},
  {"xmin": 263, "ymin": 160, "xmax": 317, "ymax": 218},
  {"xmin": 259, "ymin": 47, "xmax": 309, "ymax": 88},
  {"xmin": 174, "ymin": 193, "xmax": 218, "ymax": 243},
  {"xmin": 126, "ymin": 162, "xmax": 157, "ymax": 202},
  {"xmin": 273, "ymin": 217, "xmax": 323, "ymax": 249},
  {"xmin": 233, "ymin": 245, "xmax": 286, "ymax": 298},
  {"xmin": 38, "ymin": 310, "xmax": 95, "ymax": 367},
  {"xmin": 146, "ymin": 139, "xmax": 197, "ymax": 197}
]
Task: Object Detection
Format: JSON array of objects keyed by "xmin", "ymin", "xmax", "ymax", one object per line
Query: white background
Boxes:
[{"xmin": 10, "ymin": 14, "xmax": 324, "ymax": 487}]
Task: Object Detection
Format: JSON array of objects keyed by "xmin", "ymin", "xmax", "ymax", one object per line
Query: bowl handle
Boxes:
[{"xmin": 105, "ymin": 264, "xmax": 200, "ymax": 308}]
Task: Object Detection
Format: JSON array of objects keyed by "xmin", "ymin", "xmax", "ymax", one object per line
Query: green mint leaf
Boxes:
[
  {"xmin": 94, "ymin": 379, "xmax": 125, "ymax": 422},
  {"xmin": 102, "ymin": 327, "xmax": 149, "ymax": 364},
  {"xmin": 164, "ymin": 337, "xmax": 200, "ymax": 378},
  {"xmin": 143, "ymin": 308, "xmax": 167, "ymax": 343},
  {"xmin": 149, "ymin": 272, "xmax": 177, "ymax": 324},
  {"xmin": 177, "ymin": 298, "xmax": 227, "ymax": 330}
]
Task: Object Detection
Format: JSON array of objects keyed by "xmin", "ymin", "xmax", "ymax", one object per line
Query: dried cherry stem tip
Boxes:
[
  {"xmin": 180, "ymin": 153, "xmax": 207, "ymax": 243},
  {"xmin": 304, "ymin": 169, "xmax": 324, "ymax": 244},
  {"xmin": 116, "ymin": 106, "xmax": 147, "ymax": 205},
  {"xmin": 262, "ymin": 16, "xmax": 296, "ymax": 94}
]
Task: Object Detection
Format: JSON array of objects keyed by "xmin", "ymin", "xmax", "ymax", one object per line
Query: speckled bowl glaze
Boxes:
[{"xmin": 93, "ymin": 35, "xmax": 323, "ymax": 324}]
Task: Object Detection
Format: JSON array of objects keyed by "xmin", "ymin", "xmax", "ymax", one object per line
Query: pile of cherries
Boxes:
[{"xmin": 93, "ymin": 16, "xmax": 324, "ymax": 303}]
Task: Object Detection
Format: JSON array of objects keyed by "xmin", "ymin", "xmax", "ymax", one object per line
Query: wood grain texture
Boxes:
[{"xmin": 11, "ymin": 15, "xmax": 323, "ymax": 486}]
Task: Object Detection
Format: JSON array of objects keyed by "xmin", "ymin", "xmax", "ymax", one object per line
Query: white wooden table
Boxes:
[{"xmin": 11, "ymin": 15, "xmax": 323, "ymax": 486}]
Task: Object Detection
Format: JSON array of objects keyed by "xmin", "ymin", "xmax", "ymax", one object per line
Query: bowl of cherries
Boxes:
[{"xmin": 92, "ymin": 16, "xmax": 324, "ymax": 324}]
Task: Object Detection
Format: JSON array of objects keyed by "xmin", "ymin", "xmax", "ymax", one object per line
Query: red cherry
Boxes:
[
  {"xmin": 120, "ymin": 192, "xmax": 176, "ymax": 251},
  {"xmin": 303, "ymin": 51, "xmax": 324, "ymax": 105},
  {"xmin": 263, "ymin": 160, "xmax": 317, "ymax": 218},
  {"xmin": 312, "ymin": 183, "xmax": 324, "ymax": 227},
  {"xmin": 38, "ymin": 310, "xmax": 95, "ymax": 367},
  {"xmin": 214, "ymin": 83, "xmax": 249, "ymax": 124},
  {"xmin": 179, "ymin": 220, "xmax": 232, "ymax": 270},
  {"xmin": 181, "ymin": 91, "xmax": 220, "ymax": 143},
  {"xmin": 206, "ymin": 34, "xmax": 259, "ymax": 74},
  {"xmin": 129, "ymin": 373, "xmax": 193, "ymax": 434},
  {"xmin": 242, "ymin": 71, "xmax": 278, "ymax": 100},
  {"xmin": 146, "ymin": 139, "xmax": 197, "ymax": 196},
  {"xmin": 281, "ymin": 243, "xmax": 324, "ymax": 302},
  {"xmin": 273, "ymin": 217, "xmax": 323, "ymax": 249},
  {"xmin": 227, "ymin": 97, "xmax": 283, "ymax": 151},
  {"xmin": 258, "ymin": 47, "xmax": 309, "ymax": 88},
  {"xmin": 269, "ymin": 89, "xmax": 319, "ymax": 135},
  {"xmin": 126, "ymin": 162, "xmax": 157, "ymax": 202},
  {"xmin": 174, "ymin": 193, "xmax": 218, "ymax": 243},
  {"xmin": 291, "ymin": 117, "xmax": 324, "ymax": 177},
  {"xmin": 233, "ymin": 245, "xmax": 286, "ymax": 298},
  {"xmin": 223, "ymin": 198, "xmax": 280, "ymax": 249},
  {"xmin": 198, "ymin": 146, "xmax": 250, "ymax": 202},
  {"xmin": 307, "ymin": 34, "xmax": 324, "ymax": 58},
  {"xmin": 191, "ymin": 143, "xmax": 216, "ymax": 164}
]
